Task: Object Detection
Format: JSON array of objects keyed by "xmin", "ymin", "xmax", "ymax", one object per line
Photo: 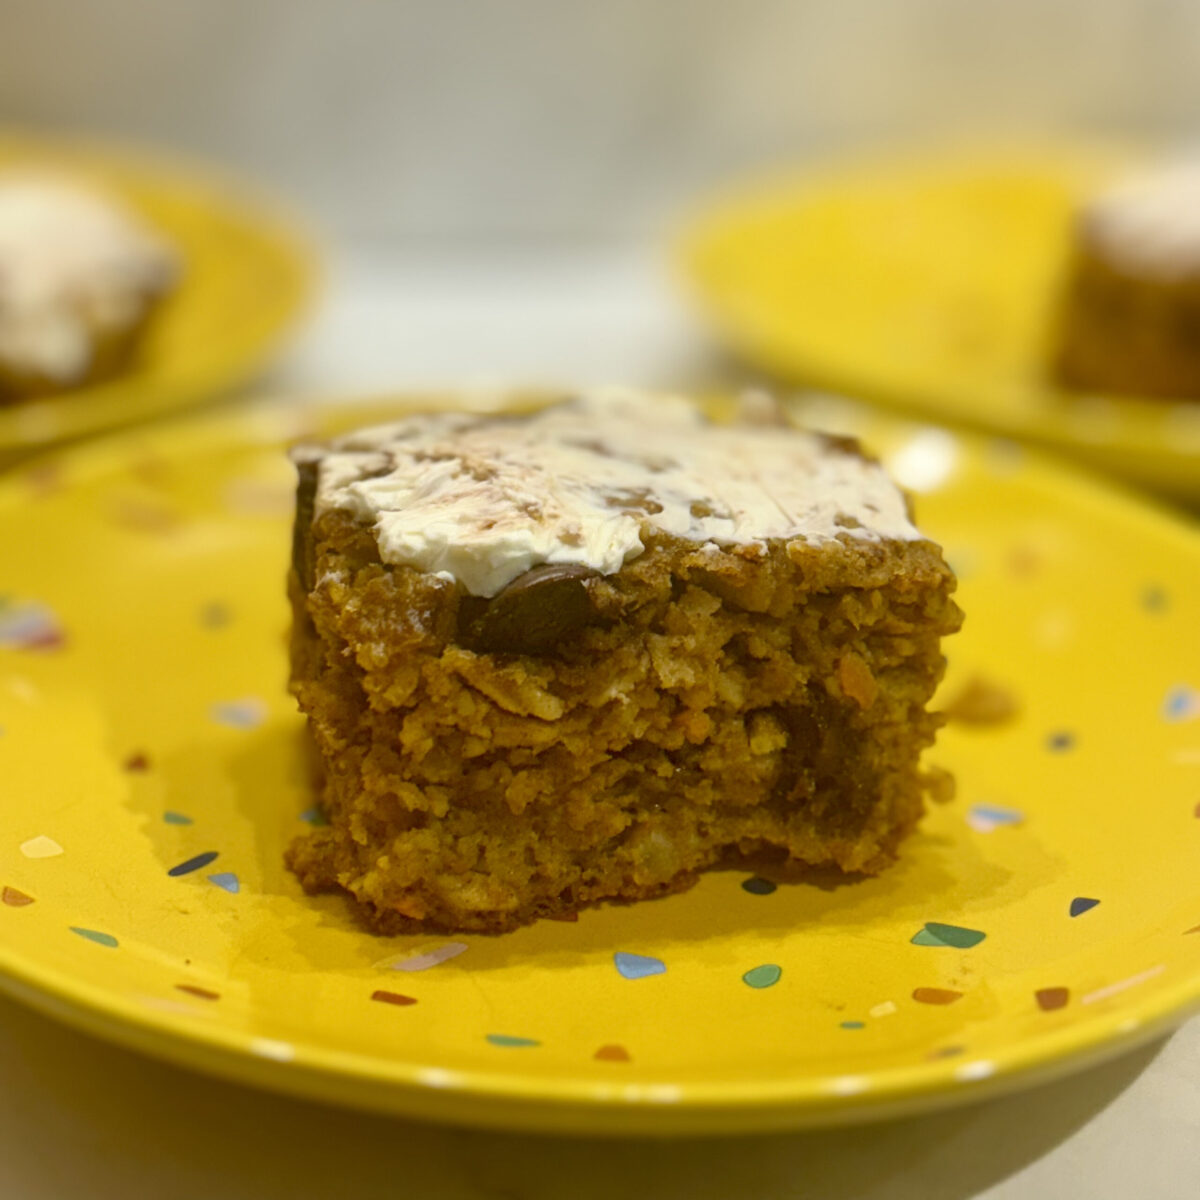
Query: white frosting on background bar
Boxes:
[
  {"xmin": 1084, "ymin": 163, "xmax": 1200, "ymax": 280},
  {"xmin": 305, "ymin": 391, "xmax": 924, "ymax": 597},
  {"xmin": 0, "ymin": 172, "xmax": 177, "ymax": 380}
]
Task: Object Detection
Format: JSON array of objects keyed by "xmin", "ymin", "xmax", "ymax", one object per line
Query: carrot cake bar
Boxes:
[
  {"xmin": 286, "ymin": 391, "xmax": 962, "ymax": 933},
  {"xmin": 1052, "ymin": 163, "xmax": 1200, "ymax": 399},
  {"xmin": 0, "ymin": 172, "xmax": 177, "ymax": 401}
]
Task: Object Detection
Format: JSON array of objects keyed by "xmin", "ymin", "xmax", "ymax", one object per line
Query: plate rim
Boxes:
[
  {"xmin": 2, "ymin": 392, "xmax": 1200, "ymax": 1134},
  {"xmin": 675, "ymin": 140, "xmax": 1200, "ymax": 497},
  {"xmin": 0, "ymin": 941, "xmax": 1197, "ymax": 1135}
]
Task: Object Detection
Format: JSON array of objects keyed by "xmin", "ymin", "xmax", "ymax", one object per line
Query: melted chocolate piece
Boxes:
[
  {"xmin": 292, "ymin": 461, "xmax": 318, "ymax": 592},
  {"xmin": 814, "ymin": 431, "xmax": 867, "ymax": 460},
  {"xmin": 459, "ymin": 564, "xmax": 600, "ymax": 655}
]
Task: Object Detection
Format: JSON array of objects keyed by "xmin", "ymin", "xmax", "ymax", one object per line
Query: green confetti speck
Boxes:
[
  {"xmin": 912, "ymin": 922, "xmax": 986, "ymax": 949},
  {"xmin": 69, "ymin": 927, "xmax": 118, "ymax": 948},
  {"xmin": 742, "ymin": 963, "xmax": 782, "ymax": 989}
]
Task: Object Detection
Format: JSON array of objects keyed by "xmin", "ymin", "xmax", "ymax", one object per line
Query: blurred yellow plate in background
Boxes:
[
  {"xmin": 679, "ymin": 145, "xmax": 1200, "ymax": 502},
  {"xmin": 0, "ymin": 131, "xmax": 315, "ymax": 461},
  {"xmin": 1, "ymin": 394, "xmax": 1199, "ymax": 1134}
]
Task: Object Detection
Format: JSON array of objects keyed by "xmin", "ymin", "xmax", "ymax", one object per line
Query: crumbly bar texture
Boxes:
[
  {"xmin": 285, "ymin": 394, "xmax": 962, "ymax": 933},
  {"xmin": 1052, "ymin": 164, "xmax": 1200, "ymax": 399},
  {"xmin": 0, "ymin": 172, "xmax": 178, "ymax": 402}
]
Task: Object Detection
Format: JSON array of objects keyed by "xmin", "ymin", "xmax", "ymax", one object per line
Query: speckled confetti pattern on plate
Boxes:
[{"xmin": 0, "ymin": 394, "xmax": 1198, "ymax": 1135}]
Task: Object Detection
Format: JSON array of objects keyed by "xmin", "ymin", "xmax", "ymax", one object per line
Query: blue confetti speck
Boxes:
[
  {"xmin": 1163, "ymin": 685, "xmax": 1200, "ymax": 723},
  {"xmin": 1070, "ymin": 897, "xmax": 1100, "ymax": 917},
  {"xmin": 168, "ymin": 851, "xmax": 219, "ymax": 877},
  {"xmin": 300, "ymin": 807, "xmax": 328, "ymax": 826},
  {"xmin": 163, "ymin": 811, "xmax": 193, "ymax": 826},
  {"xmin": 841, "ymin": 1021, "xmax": 865, "ymax": 1030},
  {"xmin": 967, "ymin": 804, "xmax": 1024, "ymax": 833},
  {"xmin": 1046, "ymin": 731, "xmax": 1076, "ymax": 753},
  {"xmin": 210, "ymin": 698, "xmax": 266, "ymax": 730},
  {"xmin": 208, "ymin": 872, "xmax": 240, "ymax": 894},
  {"xmin": 614, "ymin": 951, "xmax": 667, "ymax": 980},
  {"xmin": 486, "ymin": 1034, "xmax": 540, "ymax": 1048}
]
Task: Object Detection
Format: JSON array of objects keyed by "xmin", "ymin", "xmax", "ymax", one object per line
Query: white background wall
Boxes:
[{"xmin": 3, "ymin": 0, "xmax": 1199, "ymax": 242}]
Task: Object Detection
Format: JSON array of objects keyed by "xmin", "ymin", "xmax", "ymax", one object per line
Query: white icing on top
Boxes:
[
  {"xmin": 1084, "ymin": 163, "xmax": 1200, "ymax": 279},
  {"xmin": 303, "ymin": 391, "xmax": 924, "ymax": 597},
  {"xmin": 0, "ymin": 172, "xmax": 177, "ymax": 380}
]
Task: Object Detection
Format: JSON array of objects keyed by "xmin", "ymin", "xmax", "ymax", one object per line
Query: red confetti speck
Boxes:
[
  {"xmin": 913, "ymin": 987, "xmax": 963, "ymax": 1005},
  {"xmin": 23, "ymin": 628, "xmax": 65, "ymax": 650},
  {"xmin": 0, "ymin": 602, "xmax": 66, "ymax": 651},
  {"xmin": 594, "ymin": 1044, "xmax": 631, "ymax": 1062},
  {"xmin": 2, "ymin": 886, "xmax": 34, "ymax": 907},
  {"xmin": 371, "ymin": 989, "xmax": 417, "ymax": 1006},
  {"xmin": 175, "ymin": 984, "xmax": 219, "ymax": 1000},
  {"xmin": 124, "ymin": 752, "xmax": 150, "ymax": 772},
  {"xmin": 1036, "ymin": 987, "xmax": 1070, "ymax": 1011}
]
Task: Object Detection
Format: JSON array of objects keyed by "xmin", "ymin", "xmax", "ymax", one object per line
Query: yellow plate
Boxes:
[
  {"xmin": 0, "ymin": 131, "xmax": 315, "ymax": 460},
  {"xmin": 679, "ymin": 145, "xmax": 1200, "ymax": 502},
  {"xmin": 1, "ymin": 394, "xmax": 1199, "ymax": 1135}
]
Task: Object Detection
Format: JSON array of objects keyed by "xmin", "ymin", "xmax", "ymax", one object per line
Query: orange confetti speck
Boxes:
[
  {"xmin": 913, "ymin": 987, "xmax": 963, "ymax": 1005},
  {"xmin": 2, "ymin": 886, "xmax": 34, "ymax": 907},
  {"xmin": 1036, "ymin": 987, "xmax": 1070, "ymax": 1011},
  {"xmin": 594, "ymin": 1044, "xmax": 631, "ymax": 1062},
  {"xmin": 175, "ymin": 984, "xmax": 219, "ymax": 1000}
]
